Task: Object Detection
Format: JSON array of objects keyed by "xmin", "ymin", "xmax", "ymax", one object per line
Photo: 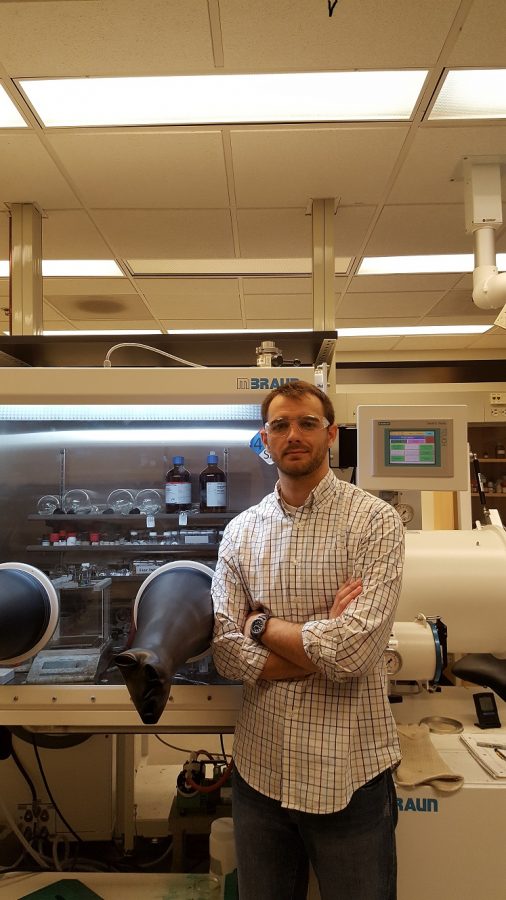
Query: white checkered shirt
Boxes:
[{"xmin": 211, "ymin": 470, "xmax": 405, "ymax": 813}]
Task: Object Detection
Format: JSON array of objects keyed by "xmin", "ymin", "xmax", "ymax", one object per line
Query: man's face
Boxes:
[{"xmin": 261, "ymin": 392, "xmax": 337, "ymax": 479}]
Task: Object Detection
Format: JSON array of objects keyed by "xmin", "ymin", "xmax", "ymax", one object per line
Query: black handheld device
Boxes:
[{"xmin": 473, "ymin": 692, "xmax": 501, "ymax": 729}]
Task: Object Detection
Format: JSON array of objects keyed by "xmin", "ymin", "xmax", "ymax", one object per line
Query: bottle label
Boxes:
[
  {"xmin": 206, "ymin": 482, "xmax": 227, "ymax": 507},
  {"xmin": 165, "ymin": 482, "xmax": 191, "ymax": 504}
]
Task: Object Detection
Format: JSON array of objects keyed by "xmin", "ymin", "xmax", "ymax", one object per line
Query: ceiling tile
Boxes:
[
  {"xmin": 43, "ymin": 210, "xmax": 115, "ymax": 258},
  {"xmin": 0, "ymin": 133, "xmax": 79, "ymax": 209},
  {"xmin": 388, "ymin": 124, "xmax": 506, "ymax": 204},
  {"xmin": 45, "ymin": 292, "xmax": 152, "ymax": 321},
  {"xmin": 419, "ymin": 315, "xmax": 495, "ymax": 326},
  {"xmin": 53, "ymin": 319, "xmax": 160, "ymax": 331},
  {"xmin": 244, "ymin": 294, "xmax": 311, "ymax": 319},
  {"xmin": 137, "ymin": 278, "xmax": 241, "ymax": 300},
  {"xmin": 427, "ymin": 290, "xmax": 487, "ymax": 317},
  {"xmin": 337, "ymin": 291, "xmax": 440, "ymax": 318},
  {"xmin": 47, "ymin": 132, "xmax": 229, "ymax": 208},
  {"xmin": 161, "ymin": 319, "xmax": 245, "ymax": 331},
  {"xmin": 366, "ymin": 204, "xmax": 473, "ymax": 255},
  {"xmin": 246, "ymin": 319, "xmax": 312, "ymax": 331},
  {"xmin": 447, "ymin": 0, "xmax": 506, "ymax": 66},
  {"xmin": 394, "ymin": 335, "xmax": 485, "ymax": 350},
  {"xmin": 336, "ymin": 317, "xmax": 420, "ymax": 328},
  {"xmin": 466, "ymin": 331, "xmax": 506, "ymax": 348},
  {"xmin": 142, "ymin": 284, "xmax": 242, "ymax": 319},
  {"xmin": 42, "ymin": 305, "xmax": 68, "ymax": 324},
  {"xmin": 335, "ymin": 336, "xmax": 402, "ymax": 352},
  {"xmin": 243, "ymin": 276, "xmax": 311, "ymax": 295},
  {"xmin": 220, "ymin": 0, "xmax": 460, "ymax": 69},
  {"xmin": 92, "ymin": 209, "xmax": 235, "ymax": 258},
  {"xmin": 348, "ymin": 274, "xmax": 460, "ymax": 292},
  {"xmin": 0, "ymin": 1, "xmax": 214, "ymax": 75},
  {"xmin": 237, "ymin": 206, "xmax": 375, "ymax": 259},
  {"xmin": 231, "ymin": 126, "xmax": 409, "ymax": 207},
  {"xmin": 237, "ymin": 209, "xmax": 311, "ymax": 257},
  {"xmin": 43, "ymin": 277, "xmax": 135, "ymax": 296}
]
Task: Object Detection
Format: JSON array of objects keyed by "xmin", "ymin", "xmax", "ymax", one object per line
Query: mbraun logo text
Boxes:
[
  {"xmin": 236, "ymin": 377, "xmax": 300, "ymax": 390},
  {"xmin": 397, "ymin": 797, "xmax": 438, "ymax": 813}
]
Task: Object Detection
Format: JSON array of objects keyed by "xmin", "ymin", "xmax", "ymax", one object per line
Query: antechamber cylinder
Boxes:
[
  {"xmin": 0, "ymin": 562, "xmax": 59, "ymax": 665},
  {"xmin": 399, "ymin": 527, "xmax": 506, "ymax": 653}
]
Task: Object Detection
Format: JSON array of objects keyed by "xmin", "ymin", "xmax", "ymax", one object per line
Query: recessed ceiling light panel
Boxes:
[
  {"xmin": 19, "ymin": 71, "xmax": 428, "ymax": 128},
  {"xmin": 358, "ymin": 254, "xmax": 506, "ymax": 275},
  {"xmin": 338, "ymin": 325, "xmax": 492, "ymax": 337},
  {"xmin": 430, "ymin": 69, "xmax": 506, "ymax": 120},
  {"xmin": 127, "ymin": 258, "xmax": 351, "ymax": 277}
]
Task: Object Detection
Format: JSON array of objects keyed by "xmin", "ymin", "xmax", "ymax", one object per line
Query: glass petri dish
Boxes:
[
  {"xmin": 62, "ymin": 489, "xmax": 92, "ymax": 515},
  {"xmin": 36, "ymin": 495, "xmax": 61, "ymax": 516},
  {"xmin": 134, "ymin": 489, "xmax": 162, "ymax": 515},
  {"xmin": 107, "ymin": 489, "xmax": 135, "ymax": 515}
]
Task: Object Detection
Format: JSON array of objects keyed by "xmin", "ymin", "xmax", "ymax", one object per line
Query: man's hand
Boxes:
[{"xmin": 329, "ymin": 577, "xmax": 362, "ymax": 618}]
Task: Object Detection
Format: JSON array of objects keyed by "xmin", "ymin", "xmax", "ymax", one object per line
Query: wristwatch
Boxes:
[{"xmin": 249, "ymin": 612, "xmax": 271, "ymax": 643}]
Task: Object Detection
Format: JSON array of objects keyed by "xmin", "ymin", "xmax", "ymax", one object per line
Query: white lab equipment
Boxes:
[{"xmin": 356, "ymin": 404, "xmax": 469, "ymax": 492}]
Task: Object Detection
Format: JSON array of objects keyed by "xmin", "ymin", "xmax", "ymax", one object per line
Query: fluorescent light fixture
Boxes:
[
  {"xmin": 127, "ymin": 258, "xmax": 351, "ymax": 277},
  {"xmin": 166, "ymin": 328, "xmax": 312, "ymax": 334},
  {"xmin": 42, "ymin": 330, "xmax": 162, "ymax": 336},
  {"xmin": 43, "ymin": 260, "xmax": 123, "ymax": 277},
  {"xmin": 430, "ymin": 69, "xmax": 506, "ymax": 120},
  {"xmin": 0, "ymin": 260, "xmax": 123, "ymax": 277},
  {"xmin": 0, "ymin": 84, "xmax": 27, "ymax": 127},
  {"xmin": 5, "ymin": 428, "xmax": 255, "ymax": 447},
  {"xmin": 338, "ymin": 325, "xmax": 492, "ymax": 337},
  {"xmin": 0, "ymin": 404, "xmax": 261, "ymax": 422},
  {"xmin": 18, "ymin": 71, "xmax": 427, "ymax": 127},
  {"xmin": 359, "ymin": 254, "xmax": 506, "ymax": 275}
]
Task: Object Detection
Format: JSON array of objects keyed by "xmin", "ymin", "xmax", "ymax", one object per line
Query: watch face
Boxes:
[{"xmin": 251, "ymin": 615, "xmax": 267, "ymax": 639}]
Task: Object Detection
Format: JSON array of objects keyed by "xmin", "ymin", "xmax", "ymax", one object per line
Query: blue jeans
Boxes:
[{"xmin": 232, "ymin": 768, "xmax": 398, "ymax": 900}]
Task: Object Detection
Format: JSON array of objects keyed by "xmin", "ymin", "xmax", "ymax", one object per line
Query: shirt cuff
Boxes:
[
  {"xmin": 301, "ymin": 619, "xmax": 330, "ymax": 666},
  {"xmin": 241, "ymin": 637, "xmax": 271, "ymax": 683}
]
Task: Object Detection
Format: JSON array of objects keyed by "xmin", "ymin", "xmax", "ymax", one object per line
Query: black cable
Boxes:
[
  {"xmin": 219, "ymin": 733, "xmax": 229, "ymax": 762},
  {"xmin": 30, "ymin": 736, "xmax": 82, "ymax": 844},
  {"xmin": 10, "ymin": 746, "xmax": 37, "ymax": 804}
]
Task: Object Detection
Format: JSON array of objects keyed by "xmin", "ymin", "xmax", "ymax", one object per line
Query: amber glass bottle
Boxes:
[{"xmin": 199, "ymin": 451, "xmax": 227, "ymax": 512}]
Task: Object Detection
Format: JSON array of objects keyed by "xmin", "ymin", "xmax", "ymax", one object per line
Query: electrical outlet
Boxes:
[
  {"xmin": 17, "ymin": 802, "xmax": 56, "ymax": 837},
  {"xmin": 488, "ymin": 406, "xmax": 506, "ymax": 419},
  {"xmin": 490, "ymin": 392, "xmax": 506, "ymax": 405}
]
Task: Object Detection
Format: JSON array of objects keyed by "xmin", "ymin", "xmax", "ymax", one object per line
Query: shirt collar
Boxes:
[{"xmin": 273, "ymin": 469, "xmax": 337, "ymax": 513}]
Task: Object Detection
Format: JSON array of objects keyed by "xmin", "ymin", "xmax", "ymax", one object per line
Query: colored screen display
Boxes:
[{"xmin": 385, "ymin": 429, "xmax": 440, "ymax": 467}]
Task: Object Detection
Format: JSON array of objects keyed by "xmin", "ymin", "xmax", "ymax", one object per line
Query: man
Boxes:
[{"xmin": 212, "ymin": 381, "xmax": 404, "ymax": 900}]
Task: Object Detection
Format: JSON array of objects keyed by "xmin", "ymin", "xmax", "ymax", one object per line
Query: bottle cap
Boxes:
[
  {"xmin": 172, "ymin": 455, "xmax": 184, "ymax": 464},
  {"xmin": 207, "ymin": 452, "xmax": 218, "ymax": 464}
]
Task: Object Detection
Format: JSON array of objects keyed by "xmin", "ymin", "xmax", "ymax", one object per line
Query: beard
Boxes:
[{"xmin": 270, "ymin": 440, "xmax": 329, "ymax": 478}]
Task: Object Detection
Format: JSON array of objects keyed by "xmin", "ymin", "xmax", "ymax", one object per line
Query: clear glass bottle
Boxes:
[
  {"xmin": 165, "ymin": 455, "xmax": 192, "ymax": 512},
  {"xmin": 199, "ymin": 451, "xmax": 227, "ymax": 512}
]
